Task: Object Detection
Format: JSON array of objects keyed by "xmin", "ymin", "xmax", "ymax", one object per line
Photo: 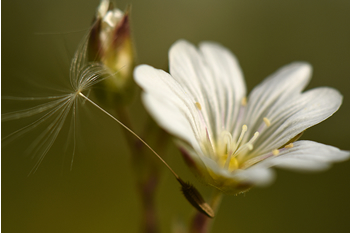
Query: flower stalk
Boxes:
[
  {"xmin": 115, "ymin": 106, "xmax": 161, "ymax": 233},
  {"xmin": 190, "ymin": 190, "xmax": 223, "ymax": 233}
]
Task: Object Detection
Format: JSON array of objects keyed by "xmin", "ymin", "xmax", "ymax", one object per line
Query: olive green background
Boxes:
[{"xmin": 2, "ymin": 0, "xmax": 350, "ymax": 232}]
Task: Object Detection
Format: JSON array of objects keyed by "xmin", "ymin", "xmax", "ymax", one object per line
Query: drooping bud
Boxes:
[{"xmin": 88, "ymin": 0, "xmax": 135, "ymax": 107}]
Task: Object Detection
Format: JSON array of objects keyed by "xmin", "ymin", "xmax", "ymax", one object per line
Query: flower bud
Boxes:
[{"xmin": 88, "ymin": 0, "xmax": 135, "ymax": 107}]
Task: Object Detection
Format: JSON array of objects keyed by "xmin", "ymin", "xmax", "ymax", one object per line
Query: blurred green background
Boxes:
[{"xmin": 2, "ymin": 0, "xmax": 350, "ymax": 232}]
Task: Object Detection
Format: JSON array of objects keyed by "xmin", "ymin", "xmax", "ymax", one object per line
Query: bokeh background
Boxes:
[{"xmin": 2, "ymin": 0, "xmax": 350, "ymax": 232}]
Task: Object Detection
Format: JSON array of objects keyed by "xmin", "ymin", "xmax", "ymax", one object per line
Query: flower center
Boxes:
[
  {"xmin": 217, "ymin": 125, "xmax": 260, "ymax": 172},
  {"xmin": 195, "ymin": 101, "xmax": 279, "ymax": 172}
]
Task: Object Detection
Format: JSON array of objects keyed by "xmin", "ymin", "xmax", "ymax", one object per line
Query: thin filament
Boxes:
[{"xmin": 78, "ymin": 92, "xmax": 180, "ymax": 179}]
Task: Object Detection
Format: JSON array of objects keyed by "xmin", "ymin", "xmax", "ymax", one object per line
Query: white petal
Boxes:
[
  {"xmin": 200, "ymin": 155, "xmax": 227, "ymax": 176},
  {"xmin": 199, "ymin": 42, "xmax": 246, "ymax": 132},
  {"xmin": 257, "ymin": 140, "xmax": 350, "ymax": 172},
  {"xmin": 235, "ymin": 167, "xmax": 275, "ymax": 187},
  {"xmin": 243, "ymin": 62, "xmax": 312, "ymax": 139},
  {"xmin": 134, "ymin": 65, "xmax": 203, "ymax": 144},
  {"xmin": 142, "ymin": 93, "xmax": 198, "ymax": 145},
  {"xmin": 169, "ymin": 40, "xmax": 246, "ymax": 138},
  {"xmin": 254, "ymin": 87, "xmax": 343, "ymax": 154},
  {"xmin": 169, "ymin": 40, "xmax": 219, "ymax": 138}
]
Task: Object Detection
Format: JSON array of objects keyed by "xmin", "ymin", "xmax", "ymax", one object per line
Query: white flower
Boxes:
[{"xmin": 134, "ymin": 40, "xmax": 350, "ymax": 194}]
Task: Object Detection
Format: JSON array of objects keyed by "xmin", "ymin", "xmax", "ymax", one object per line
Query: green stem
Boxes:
[
  {"xmin": 79, "ymin": 93, "xmax": 167, "ymax": 233},
  {"xmin": 115, "ymin": 106, "xmax": 160, "ymax": 233}
]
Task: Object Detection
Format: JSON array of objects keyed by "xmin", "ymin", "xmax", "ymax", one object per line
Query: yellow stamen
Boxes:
[
  {"xmin": 228, "ymin": 157, "xmax": 239, "ymax": 171},
  {"xmin": 195, "ymin": 102, "xmax": 202, "ymax": 110},
  {"xmin": 221, "ymin": 131, "xmax": 233, "ymax": 154},
  {"xmin": 251, "ymin": 132, "xmax": 260, "ymax": 143},
  {"xmin": 247, "ymin": 144, "xmax": 253, "ymax": 151},
  {"xmin": 284, "ymin": 143, "xmax": 294, "ymax": 149},
  {"xmin": 234, "ymin": 125, "xmax": 248, "ymax": 152},
  {"xmin": 241, "ymin": 97, "xmax": 247, "ymax": 106},
  {"xmin": 263, "ymin": 117, "xmax": 271, "ymax": 127},
  {"xmin": 272, "ymin": 149, "xmax": 280, "ymax": 156},
  {"xmin": 235, "ymin": 131, "xmax": 259, "ymax": 155}
]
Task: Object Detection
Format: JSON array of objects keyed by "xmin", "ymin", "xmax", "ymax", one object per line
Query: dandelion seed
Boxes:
[
  {"xmin": 2, "ymin": 28, "xmax": 111, "ymax": 174},
  {"xmin": 2, "ymin": 24, "xmax": 214, "ymax": 217}
]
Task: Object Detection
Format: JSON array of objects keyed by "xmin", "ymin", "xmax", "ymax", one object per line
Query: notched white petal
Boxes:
[
  {"xmin": 142, "ymin": 93, "xmax": 198, "ymax": 146},
  {"xmin": 255, "ymin": 87, "xmax": 343, "ymax": 154},
  {"xmin": 198, "ymin": 42, "xmax": 246, "ymax": 99},
  {"xmin": 134, "ymin": 64, "xmax": 187, "ymax": 99},
  {"xmin": 259, "ymin": 140, "xmax": 350, "ymax": 172},
  {"xmin": 244, "ymin": 62, "xmax": 312, "ymax": 138},
  {"xmin": 134, "ymin": 64, "xmax": 207, "ymax": 146},
  {"xmin": 199, "ymin": 41, "xmax": 246, "ymax": 132},
  {"xmin": 169, "ymin": 40, "xmax": 222, "ymax": 137}
]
